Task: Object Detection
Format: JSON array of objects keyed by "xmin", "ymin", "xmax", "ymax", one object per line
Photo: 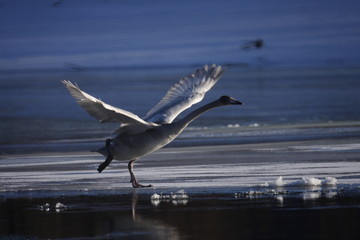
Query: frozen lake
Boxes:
[{"xmin": 1, "ymin": 124, "xmax": 360, "ymax": 195}]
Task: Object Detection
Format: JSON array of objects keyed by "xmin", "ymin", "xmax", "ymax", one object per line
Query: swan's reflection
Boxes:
[{"xmin": 129, "ymin": 190, "xmax": 184, "ymax": 240}]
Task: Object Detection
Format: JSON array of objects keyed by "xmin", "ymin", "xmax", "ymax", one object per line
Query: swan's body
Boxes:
[{"xmin": 62, "ymin": 64, "xmax": 242, "ymax": 188}]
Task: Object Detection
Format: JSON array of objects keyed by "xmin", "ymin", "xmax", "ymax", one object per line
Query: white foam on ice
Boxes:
[
  {"xmin": 261, "ymin": 176, "xmax": 337, "ymax": 188},
  {"xmin": 289, "ymin": 177, "xmax": 322, "ymax": 186},
  {"xmin": 323, "ymin": 177, "xmax": 338, "ymax": 185}
]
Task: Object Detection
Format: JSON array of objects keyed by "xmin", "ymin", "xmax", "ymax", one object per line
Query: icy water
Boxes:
[{"xmin": 1, "ymin": 189, "xmax": 360, "ymax": 240}]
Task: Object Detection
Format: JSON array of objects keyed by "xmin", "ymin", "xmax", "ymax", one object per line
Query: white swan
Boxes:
[{"xmin": 62, "ymin": 64, "xmax": 243, "ymax": 188}]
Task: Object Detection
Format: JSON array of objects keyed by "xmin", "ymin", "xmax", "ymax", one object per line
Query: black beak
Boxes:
[{"xmin": 232, "ymin": 100, "xmax": 244, "ymax": 105}]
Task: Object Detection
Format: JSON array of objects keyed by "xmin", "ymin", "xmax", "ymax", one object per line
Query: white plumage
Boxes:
[
  {"xmin": 62, "ymin": 80, "xmax": 150, "ymax": 126},
  {"xmin": 144, "ymin": 64, "xmax": 224, "ymax": 123}
]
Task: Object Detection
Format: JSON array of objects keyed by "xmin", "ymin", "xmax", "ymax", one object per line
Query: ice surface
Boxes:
[
  {"xmin": 1, "ymin": 135, "xmax": 359, "ymax": 199},
  {"xmin": 291, "ymin": 143, "xmax": 360, "ymax": 152}
]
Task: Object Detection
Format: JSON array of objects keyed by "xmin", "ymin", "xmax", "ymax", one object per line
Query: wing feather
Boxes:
[
  {"xmin": 144, "ymin": 64, "xmax": 225, "ymax": 123},
  {"xmin": 62, "ymin": 80, "xmax": 149, "ymax": 126}
]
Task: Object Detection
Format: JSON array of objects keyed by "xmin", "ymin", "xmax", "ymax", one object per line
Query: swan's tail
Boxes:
[{"xmin": 93, "ymin": 146, "xmax": 108, "ymax": 157}]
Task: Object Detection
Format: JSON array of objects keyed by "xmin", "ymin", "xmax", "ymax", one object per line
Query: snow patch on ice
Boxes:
[
  {"xmin": 323, "ymin": 177, "xmax": 338, "ymax": 185},
  {"xmin": 261, "ymin": 176, "xmax": 337, "ymax": 188},
  {"xmin": 236, "ymin": 176, "xmax": 340, "ymax": 202}
]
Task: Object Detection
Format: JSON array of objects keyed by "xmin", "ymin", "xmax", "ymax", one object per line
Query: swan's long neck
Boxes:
[{"xmin": 174, "ymin": 100, "xmax": 222, "ymax": 130}]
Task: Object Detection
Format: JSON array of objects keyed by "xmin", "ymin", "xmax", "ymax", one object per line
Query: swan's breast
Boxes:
[{"xmin": 111, "ymin": 124, "xmax": 183, "ymax": 160}]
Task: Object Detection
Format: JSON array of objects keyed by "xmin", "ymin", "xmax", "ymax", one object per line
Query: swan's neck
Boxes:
[{"xmin": 175, "ymin": 100, "xmax": 222, "ymax": 130}]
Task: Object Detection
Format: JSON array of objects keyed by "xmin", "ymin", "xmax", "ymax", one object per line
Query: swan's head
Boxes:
[{"xmin": 218, "ymin": 96, "xmax": 243, "ymax": 105}]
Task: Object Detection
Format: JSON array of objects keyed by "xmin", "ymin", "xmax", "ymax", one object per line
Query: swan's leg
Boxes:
[
  {"xmin": 128, "ymin": 159, "xmax": 152, "ymax": 188},
  {"xmin": 97, "ymin": 139, "xmax": 113, "ymax": 173}
]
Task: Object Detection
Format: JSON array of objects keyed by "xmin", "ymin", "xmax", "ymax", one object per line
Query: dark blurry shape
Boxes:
[
  {"xmin": 64, "ymin": 62, "xmax": 84, "ymax": 71},
  {"xmin": 241, "ymin": 39, "xmax": 264, "ymax": 50},
  {"xmin": 52, "ymin": 0, "xmax": 63, "ymax": 7},
  {"xmin": 223, "ymin": 62, "xmax": 249, "ymax": 68}
]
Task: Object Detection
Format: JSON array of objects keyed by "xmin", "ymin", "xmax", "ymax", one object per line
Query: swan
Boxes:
[{"xmin": 62, "ymin": 64, "xmax": 243, "ymax": 188}]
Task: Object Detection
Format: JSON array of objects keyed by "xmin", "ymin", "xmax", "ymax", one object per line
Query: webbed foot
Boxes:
[{"xmin": 130, "ymin": 179, "xmax": 153, "ymax": 188}]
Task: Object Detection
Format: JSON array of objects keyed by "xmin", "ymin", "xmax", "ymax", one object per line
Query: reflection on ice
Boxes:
[
  {"xmin": 38, "ymin": 203, "xmax": 50, "ymax": 212},
  {"xmin": 55, "ymin": 202, "xmax": 67, "ymax": 212},
  {"xmin": 301, "ymin": 189, "xmax": 337, "ymax": 201},
  {"xmin": 235, "ymin": 187, "xmax": 339, "ymax": 202},
  {"xmin": 301, "ymin": 192, "xmax": 321, "ymax": 201},
  {"xmin": 275, "ymin": 195, "xmax": 284, "ymax": 206},
  {"xmin": 38, "ymin": 202, "xmax": 67, "ymax": 212},
  {"xmin": 323, "ymin": 190, "xmax": 338, "ymax": 199},
  {"xmin": 151, "ymin": 190, "xmax": 189, "ymax": 206}
]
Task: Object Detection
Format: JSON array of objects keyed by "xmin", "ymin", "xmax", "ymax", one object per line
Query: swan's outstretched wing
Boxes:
[
  {"xmin": 62, "ymin": 80, "xmax": 149, "ymax": 126},
  {"xmin": 144, "ymin": 64, "xmax": 225, "ymax": 124}
]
